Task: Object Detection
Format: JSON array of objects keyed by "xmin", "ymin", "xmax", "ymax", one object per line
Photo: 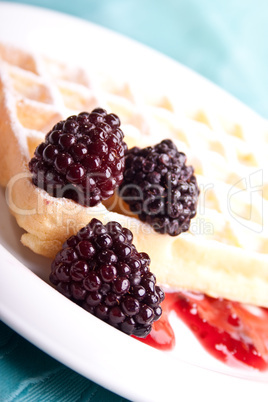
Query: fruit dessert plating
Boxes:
[
  {"xmin": 1, "ymin": 42, "xmax": 268, "ymax": 370},
  {"xmin": 50, "ymin": 218, "xmax": 164, "ymax": 338},
  {"xmin": 29, "ymin": 109, "xmax": 127, "ymax": 207},
  {"xmin": 119, "ymin": 140, "xmax": 200, "ymax": 236},
  {"xmin": 28, "ymin": 107, "xmax": 168, "ymax": 338}
]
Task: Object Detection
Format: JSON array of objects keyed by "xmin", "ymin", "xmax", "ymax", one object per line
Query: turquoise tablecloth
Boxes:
[{"xmin": 1, "ymin": 0, "xmax": 268, "ymax": 400}]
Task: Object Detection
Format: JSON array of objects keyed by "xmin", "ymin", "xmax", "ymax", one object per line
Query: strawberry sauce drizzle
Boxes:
[{"xmin": 136, "ymin": 291, "xmax": 268, "ymax": 371}]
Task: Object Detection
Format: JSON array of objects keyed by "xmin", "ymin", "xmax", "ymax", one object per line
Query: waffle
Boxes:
[{"xmin": 0, "ymin": 41, "xmax": 268, "ymax": 307}]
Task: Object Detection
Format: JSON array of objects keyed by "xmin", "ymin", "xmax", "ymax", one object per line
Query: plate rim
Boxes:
[{"xmin": 0, "ymin": 3, "xmax": 267, "ymax": 401}]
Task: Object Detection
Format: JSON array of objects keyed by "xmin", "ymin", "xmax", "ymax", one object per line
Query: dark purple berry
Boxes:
[
  {"xmin": 119, "ymin": 139, "xmax": 199, "ymax": 235},
  {"xmin": 122, "ymin": 296, "xmax": 140, "ymax": 316},
  {"xmin": 55, "ymin": 263, "xmax": 70, "ymax": 282},
  {"xmin": 135, "ymin": 305, "xmax": 154, "ymax": 325},
  {"xmin": 29, "ymin": 109, "xmax": 127, "ymax": 206},
  {"xmin": 109, "ymin": 306, "xmax": 125, "ymax": 324},
  {"xmin": 55, "ymin": 154, "xmax": 73, "ymax": 174},
  {"xmin": 100, "ymin": 264, "xmax": 117, "ymax": 282},
  {"xmin": 113, "ymin": 277, "xmax": 130, "ymax": 295},
  {"xmin": 43, "ymin": 144, "xmax": 58, "ymax": 164},
  {"xmin": 83, "ymin": 272, "xmax": 101, "ymax": 291},
  {"xmin": 98, "ymin": 249, "xmax": 118, "ymax": 265},
  {"xmin": 76, "ymin": 240, "xmax": 96, "ymax": 259},
  {"xmin": 49, "ymin": 218, "xmax": 164, "ymax": 337},
  {"xmin": 70, "ymin": 283, "xmax": 87, "ymax": 300},
  {"xmin": 95, "ymin": 233, "xmax": 113, "ymax": 249},
  {"xmin": 95, "ymin": 304, "xmax": 109, "ymax": 321},
  {"xmin": 86, "ymin": 291, "xmax": 102, "ymax": 306},
  {"xmin": 66, "ymin": 163, "xmax": 85, "ymax": 183},
  {"xmin": 70, "ymin": 260, "xmax": 89, "ymax": 281},
  {"xmin": 59, "ymin": 133, "xmax": 76, "ymax": 150}
]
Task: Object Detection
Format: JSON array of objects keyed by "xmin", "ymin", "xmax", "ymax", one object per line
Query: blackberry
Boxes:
[
  {"xmin": 119, "ymin": 139, "xmax": 199, "ymax": 236},
  {"xmin": 29, "ymin": 108, "xmax": 127, "ymax": 207},
  {"xmin": 49, "ymin": 218, "xmax": 164, "ymax": 338}
]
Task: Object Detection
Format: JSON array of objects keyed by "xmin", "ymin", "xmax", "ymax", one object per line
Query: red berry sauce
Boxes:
[{"xmin": 135, "ymin": 291, "xmax": 268, "ymax": 371}]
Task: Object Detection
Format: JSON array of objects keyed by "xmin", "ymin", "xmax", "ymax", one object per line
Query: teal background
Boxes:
[
  {"xmin": 1, "ymin": 0, "xmax": 268, "ymax": 118},
  {"xmin": 1, "ymin": 0, "xmax": 268, "ymax": 401}
]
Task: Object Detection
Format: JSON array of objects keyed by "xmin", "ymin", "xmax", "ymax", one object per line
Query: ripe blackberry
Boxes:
[
  {"xmin": 119, "ymin": 139, "xmax": 199, "ymax": 236},
  {"xmin": 49, "ymin": 218, "xmax": 164, "ymax": 337},
  {"xmin": 29, "ymin": 108, "xmax": 127, "ymax": 207}
]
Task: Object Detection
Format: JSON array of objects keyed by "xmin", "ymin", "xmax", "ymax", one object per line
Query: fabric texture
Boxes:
[
  {"xmin": 1, "ymin": 0, "xmax": 267, "ymax": 400},
  {"xmin": 0, "ymin": 321, "xmax": 127, "ymax": 401}
]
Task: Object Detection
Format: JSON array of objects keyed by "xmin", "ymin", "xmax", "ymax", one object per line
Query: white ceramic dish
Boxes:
[{"xmin": 0, "ymin": 3, "xmax": 268, "ymax": 401}]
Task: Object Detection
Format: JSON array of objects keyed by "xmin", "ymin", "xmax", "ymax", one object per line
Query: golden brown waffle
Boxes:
[{"xmin": 1, "ymin": 41, "xmax": 268, "ymax": 307}]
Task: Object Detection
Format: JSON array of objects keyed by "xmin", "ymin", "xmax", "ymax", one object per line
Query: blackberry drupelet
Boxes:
[
  {"xmin": 49, "ymin": 218, "xmax": 164, "ymax": 337},
  {"xmin": 119, "ymin": 139, "xmax": 199, "ymax": 236},
  {"xmin": 29, "ymin": 108, "xmax": 127, "ymax": 207}
]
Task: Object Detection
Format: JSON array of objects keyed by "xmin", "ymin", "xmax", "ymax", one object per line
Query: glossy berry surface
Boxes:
[
  {"xmin": 49, "ymin": 218, "xmax": 164, "ymax": 337},
  {"xmin": 119, "ymin": 139, "xmax": 199, "ymax": 236},
  {"xmin": 29, "ymin": 108, "xmax": 127, "ymax": 207}
]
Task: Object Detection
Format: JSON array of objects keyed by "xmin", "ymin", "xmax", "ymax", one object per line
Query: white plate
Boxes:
[{"xmin": 0, "ymin": 3, "xmax": 268, "ymax": 401}]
